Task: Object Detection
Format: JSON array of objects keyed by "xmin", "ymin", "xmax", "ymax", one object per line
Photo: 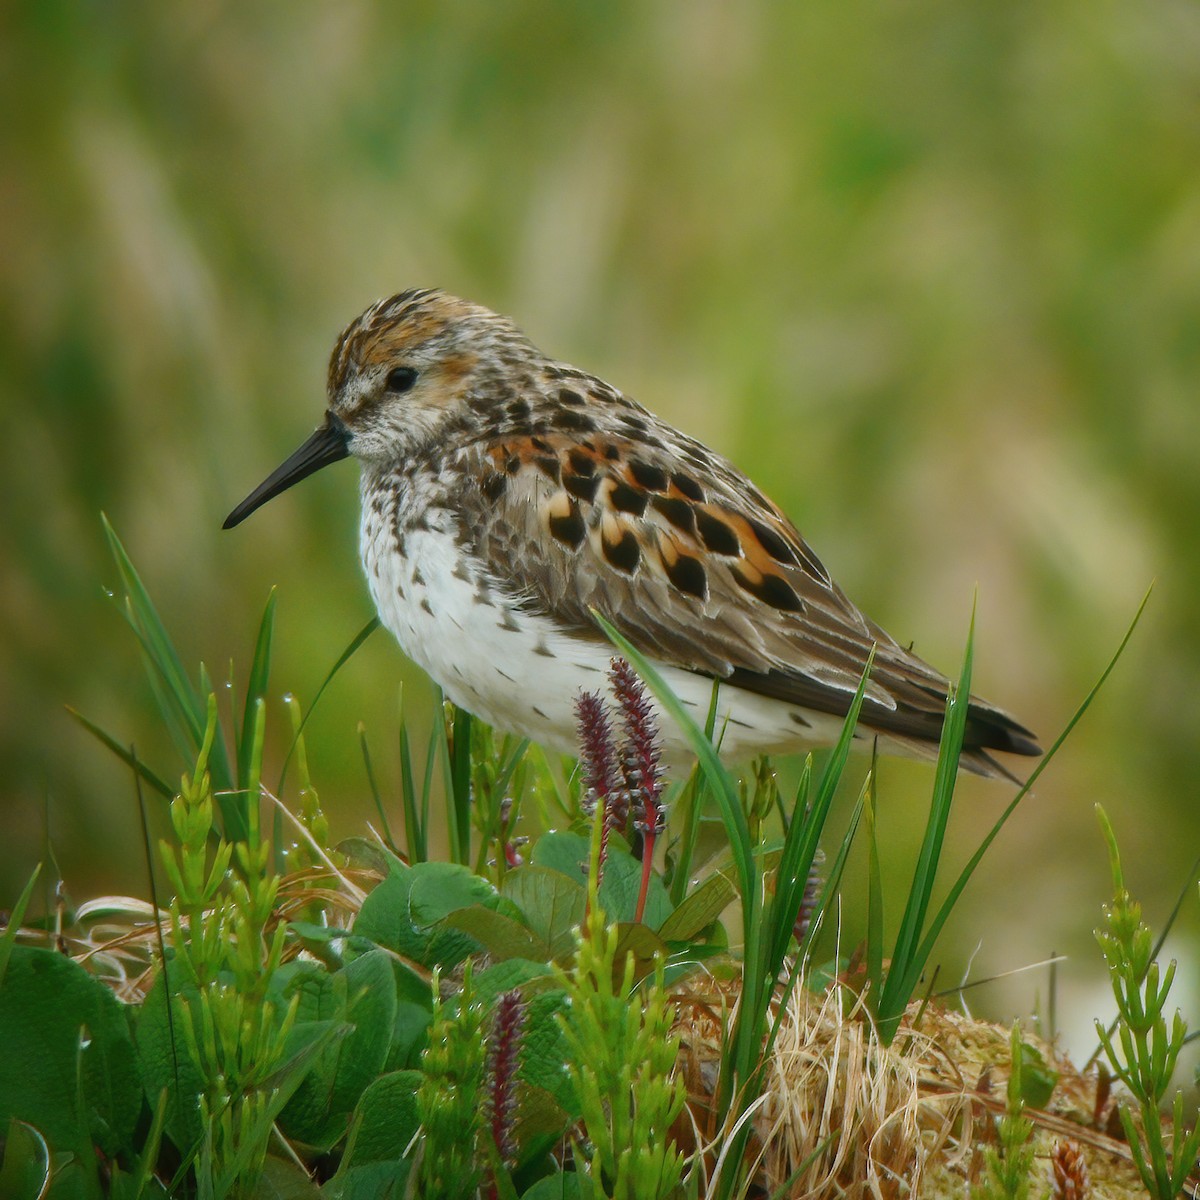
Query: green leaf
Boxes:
[
  {"xmin": 912, "ymin": 587, "xmax": 1153, "ymax": 1033},
  {"xmin": 520, "ymin": 1171, "xmax": 597, "ymax": 1199},
  {"xmin": 0, "ymin": 947, "xmax": 141, "ymax": 1161},
  {"xmin": 354, "ymin": 861, "xmax": 499, "ymax": 968},
  {"xmin": 408, "ymin": 861, "xmax": 498, "ymax": 929},
  {"xmin": 502, "ymin": 866, "xmax": 587, "ymax": 960},
  {"xmin": 279, "ymin": 950, "xmax": 398, "ymax": 1149},
  {"xmin": 0, "ymin": 1119, "xmax": 50, "ymax": 1200},
  {"xmin": 530, "ymin": 833, "xmax": 672, "ymax": 928},
  {"xmin": 611, "ymin": 924, "xmax": 671, "ymax": 977},
  {"xmin": 1016, "ymin": 1040, "xmax": 1058, "ymax": 1110},
  {"xmin": 440, "ymin": 906, "xmax": 549, "ymax": 962},
  {"xmin": 134, "ymin": 965, "xmax": 207, "ymax": 1154},
  {"xmin": 253, "ymin": 1155, "xmax": 324, "ymax": 1198},
  {"xmin": 877, "ymin": 615, "xmax": 972, "ymax": 1036},
  {"xmin": 519, "ymin": 989, "xmax": 576, "ymax": 1111},
  {"xmin": 447, "ymin": 704, "xmax": 473, "ymax": 865},
  {"xmin": 657, "ymin": 870, "xmax": 735, "ymax": 942},
  {"xmin": 473, "ymin": 959, "xmax": 556, "ymax": 1004},
  {"xmin": 326, "ymin": 1070, "xmax": 421, "ymax": 1199}
]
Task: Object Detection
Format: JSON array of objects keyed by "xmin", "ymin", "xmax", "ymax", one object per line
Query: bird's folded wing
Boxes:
[{"xmin": 460, "ymin": 427, "xmax": 1039, "ymax": 758}]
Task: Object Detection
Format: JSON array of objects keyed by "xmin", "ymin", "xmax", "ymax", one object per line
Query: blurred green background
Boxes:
[{"xmin": 3, "ymin": 2, "xmax": 1199, "ymax": 1054}]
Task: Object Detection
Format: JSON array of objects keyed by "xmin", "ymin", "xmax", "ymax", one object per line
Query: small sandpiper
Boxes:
[{"xmin": 225, "ymin": 289, "xmax": 1040, "ymax": 777}]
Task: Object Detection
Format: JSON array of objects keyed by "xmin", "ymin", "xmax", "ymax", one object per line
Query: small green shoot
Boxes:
[
  {"xmin": 971, "ymin": 1023, "xmax": 1038, "ymax": 1200},
  {"xmin": 1093, "ymin": 805, "xmax": 1200, "ymax": 1200}
]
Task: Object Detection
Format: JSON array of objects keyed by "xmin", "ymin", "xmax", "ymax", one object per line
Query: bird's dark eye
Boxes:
[{"xmin": 385, "ymin": 366, "xmax": 418, "ymax": 393}]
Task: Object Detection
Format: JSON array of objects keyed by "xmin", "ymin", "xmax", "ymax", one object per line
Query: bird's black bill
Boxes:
[{"xmin": 223, "ymin": 419, "xmax": 350, "ymax": 529}]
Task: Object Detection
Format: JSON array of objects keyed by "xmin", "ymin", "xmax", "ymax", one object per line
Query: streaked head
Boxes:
[{"xmin": 223, "ymin": 289, "xmax": 529, "ymax": 528}]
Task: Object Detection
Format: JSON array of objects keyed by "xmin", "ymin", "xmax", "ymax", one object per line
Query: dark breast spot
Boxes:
[
  {"xmin": 732, "ymin": 565, "xmax": 804, "ymax": 612},
  {"xmin": 603, "ymin": 443, "xmax": 621, "ymax": 460},
  {"xmin": 664, "ymin": 553, "xmax": 708, "ymax": 600},
  {"xmin": 602, "ymin": 529, "xmax": 641, "ymax": 573},
  {"xmin": 481, "ymin": 473, "xmax": 507, "ymax": 502},
  {"xmin": 695, "ymin": 510, "xmax": 740, "ymax": 557},
  {"xmin": 549, "ymin": 504, "xmax": 587, "ymax": 549},
  {"xmin": 629, "ymin": 460, "xmax": 669, "ymax": 491},
  {"xmin": 563, "ymin": 471, "xmax": 600, "ymax": 502},
  {"xmin": 505, "ymin": 456, "xmax": 521, "ymax": 474},
  {"xmin": 558, "ymin": 388, "xmax": 586, "ymax": 406},
  {"xmin": 671, "ymin": 472, "xmax": 705, "ymax": 501},
  {"xmin": 747, "ymin": 517, "xmax": 797, "ymax": 564},
  {"xmin": 609, "ymin": 480, "xmax": 648, "ymax": 516},
  {"xmin": 531, "ymin": 436, "xmax": 551, "ymax": 451},
  {"xmin": 650, "ymin": 494, "xmax": 696, "ymax": 535},
  {"xmin": 506, "ymin": 398, "xmax": 532, "ymax": 419}
]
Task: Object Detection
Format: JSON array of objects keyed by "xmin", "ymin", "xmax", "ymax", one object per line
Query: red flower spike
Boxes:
[
  {"xmin": 486, "ymin": 989, "xmax": 526, "ymax": 1174},
  {"xmin": 574, "ymin": 690, "xmax": 622, "ymax": 874}
]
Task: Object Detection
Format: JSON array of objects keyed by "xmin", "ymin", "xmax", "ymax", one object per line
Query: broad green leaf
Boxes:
[
  {"xmin": 279, "ymin": 951, "xmax": 398, "ymax": 1149},
  {"xmin": 520, "ymin": 1171, "xmax": 597, "ymax": 1199},
  {"xmin": 531, "ymin": 833, "xmax": 672, "ymax": 928},
  {"xmin": 520, "ymin": 989, "xmax": 575, "ymax": 1111},
  {"xmin": 135, "ymin": 966, "xmax": 207, "ymax": 1156},
  {"xmin": 440, "ymin": 905, "xmax": 548, "ymax": 962},
  {"xmin": 354, "ymin": 861, "xmax": 498, "ymax": 968},
  {"xmin": 407, "ymin": 861, "xmax": 498, "ymax": 930},
  {"xmin": 473, "ymin": 959, "xmax": 555, "ymax": 1003},
  {"xmin": 325, "ymin": 1070, "xmax": 421, "ymax": 1199},
  {"xmin": 1017, "ymin": 1041, "xmax": 1058, "ymax": 1109},
  {"xmin": 658, "ymin": 870, "xmax": 735, "ymax": 942},
  {"xmin": 253, "ymin": 1155, "xmax": 323, "ymax": 1198},
  {"xmin": 0, "ymin": 947, "xmax": 141, "ymax": 1161},
  {"xmin": 611, "ymin": 924, "xmax": 671, "ymax": 978},
  {"xmin": 0, "ymin": 1119, "xmax": 50, "ymax": 1200},
  {"xmin": 501, "ymin": 866, "xmax": 587, "ymax": 960},
  {"xmin": 382, "ymin": 960, "xmax": 434, "ymax": 1073}
]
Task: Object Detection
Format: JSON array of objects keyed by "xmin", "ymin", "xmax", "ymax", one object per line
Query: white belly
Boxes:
[{"xmin": 361, "ymin": 509, "xmax": 854, "ymax": 765}]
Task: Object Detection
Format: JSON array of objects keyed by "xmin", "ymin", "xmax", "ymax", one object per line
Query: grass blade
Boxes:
[
  {"xmin": 102, "ymin": 515, "xmax": 203, "ymax": 737},
  {"xmin": 914, "ymin": 585, "xmax": 1153, "ymax": 1006},
  {"xmin": 0, "ymin": 865, "xmax": 42, "ymax": 984},
  {"xmin": 589, "ymin": 613, "xmax": 763, "ymax": 1132},
  {"xmin": 397, "ymin": 692, "xmax": 425, "ymax": 862},
  {"xmin": 102, "ymin": 516, "xmax": 238, "ymax": 795},
  {"xmin": 238, "ymin": 588, "xmax": 276, "ymax": 792},
  {"xmin": 765, "ymin": 649, "xmax": 874, "ymax": 977},
  {"xmin": 276, "ymin": 616, "xmax": 379, "ymax": 795},
  {"xmin": 359, "ymin": 722, "xmax": 398, "ymax": 854},
  {"xmin": 875, "ymin": 613, "xmax": 973, "ymax": 1034},
  {"xmin": 864, "ymin": 773, "xmax": 884, "ymax": 997},
  {"xmin": 66, "ymin": 708, "xmax": 174, "ymax": 798},
  {"xmin": 448, "ymin": 705, "xmax": 473, "ymax": 865}
]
